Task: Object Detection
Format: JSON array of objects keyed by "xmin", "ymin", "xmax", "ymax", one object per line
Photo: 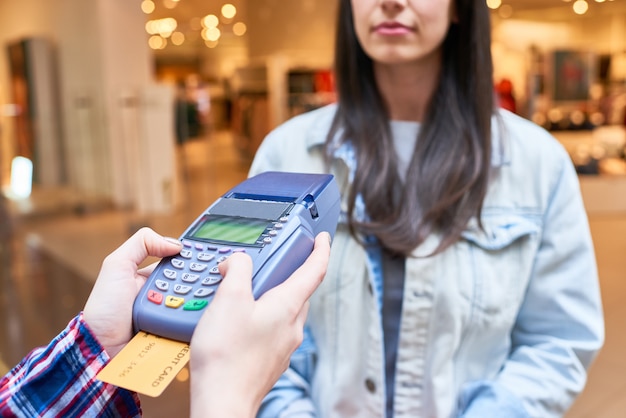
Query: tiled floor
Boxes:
[{"xmin": 1, "ymin": 129, "xmax": 625, "ymax": 417}]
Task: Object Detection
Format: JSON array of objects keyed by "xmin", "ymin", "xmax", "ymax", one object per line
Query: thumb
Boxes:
[
  {"xmin": 105, "ymin": 227, "xmax": 182, "ymax": 267},
  {"xmin": 215, "ymin": 252, "xmax": 255, "ymax": 301}
]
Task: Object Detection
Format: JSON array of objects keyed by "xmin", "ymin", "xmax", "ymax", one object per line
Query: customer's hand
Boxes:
[
  {"xmin": 83, "ymin": 227, "xmax": 183, "ymax": 358},
  {"xmin": 189, "ymin": 232, "xmax": 331, "ymax": 418}
]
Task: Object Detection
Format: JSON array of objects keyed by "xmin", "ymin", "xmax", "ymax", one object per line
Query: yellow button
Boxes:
[{"xmin": 165, "ymin": 295, "xmax": 185, "ymax": 308}]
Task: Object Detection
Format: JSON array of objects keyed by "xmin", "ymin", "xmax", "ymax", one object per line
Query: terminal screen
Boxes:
[{"xmin": 188, "ymin": 215, "xmax": 268, "ymax": 245}]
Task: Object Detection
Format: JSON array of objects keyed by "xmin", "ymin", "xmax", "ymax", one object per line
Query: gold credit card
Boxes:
[{"xmin": 96, "ymin": 331, "xmax": 190, "ymax": 397}]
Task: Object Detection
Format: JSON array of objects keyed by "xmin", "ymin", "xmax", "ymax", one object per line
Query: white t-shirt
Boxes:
[{"xmin": 390, "ymin": 120, "xmax": 419, "ymax": 180}]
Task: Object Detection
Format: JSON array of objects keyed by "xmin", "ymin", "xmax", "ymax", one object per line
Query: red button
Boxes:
[{"xmin": 148, "ymin": 290, "xmax": 163, "ymax": 304}]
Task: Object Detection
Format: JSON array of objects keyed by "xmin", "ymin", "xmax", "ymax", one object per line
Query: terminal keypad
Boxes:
[{"xmin": 146, "ymin": 242, "xmax": 239, "ymax": 312}]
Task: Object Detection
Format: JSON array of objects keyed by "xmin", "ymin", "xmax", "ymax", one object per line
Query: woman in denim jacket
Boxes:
[{"xmin": 249, "ymin": 0, "xmax": 604, "ymax": 417}]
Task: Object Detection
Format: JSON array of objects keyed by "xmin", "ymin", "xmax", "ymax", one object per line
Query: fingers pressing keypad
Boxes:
[{"xmin": 145, "ymin": 241, "xmax": 246, "ymax": 312}]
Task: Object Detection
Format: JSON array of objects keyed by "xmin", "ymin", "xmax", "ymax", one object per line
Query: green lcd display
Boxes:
[{"xmin": 189, "ymin": 215, "xmax": 268, "ymax": 245}]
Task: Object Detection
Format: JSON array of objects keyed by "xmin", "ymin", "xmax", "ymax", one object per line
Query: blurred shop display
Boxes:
[
  {"xmin": 230, "ymin": 65, "xmax": 270, "ymax": 162},
  {"xmin": 287, "ymin": 68, "xmax": 336, "ymax": 118},
  {"xmin": 525, "ymin": 49, "xmax": 602, "ymax": 131},
  {"xmin": 229, "ymin": 63, "xmax": 335, "ymax": 163},
  {"xmin": 516, "ymin": 47, "xmax": 626, "ymax": 177},
  {"xmin": 551, "ymin": 50, "xmax": 594, "ymax": 103},
  {"xmin": 525, "ymin": 49, "xmax": 626, "ymax": 130},
  {"xmin": 553, "ymin": 126, "xmax": 626, "ymax": 175},
  {"xmin": 174, "ymin": 81, "xmax": 203, "ymax": 145},
  {"xmin": 6, "ymin": 37, "xmax": 64, "ymax": 188},
  {"xmin": 231, "ymin": 93, "xmax": 269, "ymax": 162}
]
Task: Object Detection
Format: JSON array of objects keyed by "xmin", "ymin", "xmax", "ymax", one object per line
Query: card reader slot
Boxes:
[
  {"xmin": 209, "ymin": 198, "xmax": 293, "ymax": 220},
  {"xmin": 231, "ymin": 193, "xmax": 296, "ymax": 203}
]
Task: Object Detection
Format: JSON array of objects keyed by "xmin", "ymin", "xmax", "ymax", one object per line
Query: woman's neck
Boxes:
[{"xmin": 374, "ymin": 55, "xmax": 441, "ymax": 122}]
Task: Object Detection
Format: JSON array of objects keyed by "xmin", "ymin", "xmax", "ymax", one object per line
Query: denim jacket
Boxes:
[{"xmin": 249, "ymin": 104, "xmax": 604, "ymax": 418}]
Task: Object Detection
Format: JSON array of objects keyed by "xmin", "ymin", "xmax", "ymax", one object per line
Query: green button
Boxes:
[{"xmin": 183, "ymin": 300, "xmax": 208, "ymax": 311}]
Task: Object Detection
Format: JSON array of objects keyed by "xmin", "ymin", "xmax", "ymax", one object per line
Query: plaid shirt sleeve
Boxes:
[{"xmin": 0, "ymin": 312, "xmax": 142, "ymax": 417}]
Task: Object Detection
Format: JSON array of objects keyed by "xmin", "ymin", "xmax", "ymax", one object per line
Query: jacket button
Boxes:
[{"xmin": 365, "ymin": 378, "xmax": 376, "ymax": 393}]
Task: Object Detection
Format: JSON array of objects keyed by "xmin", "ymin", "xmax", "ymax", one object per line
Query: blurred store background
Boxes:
[{"xmin": 1, "ymin": 0, "xmax": 626, "ymax": 416}]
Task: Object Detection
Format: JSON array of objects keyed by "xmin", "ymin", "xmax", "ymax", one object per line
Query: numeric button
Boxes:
[
  {"xmin": 163, "ymin": 269, "xmax": 177, "ymax": 280},
  {"xmin": 171, "ymin": 259, "xmax": 185, "ymax": 269},
  {"xmin": 194, "ymin": 288, "xmax": 215, "ymax": 298},
  {"xmin": 181, "ymin": 273, "xmax": 200, "ymax": 283},
  {"xmin": 197, "ymin": 253, "xmax": 215, "ymax": 262},
  {"xmin": 155, "ymin": 280, "xmax": 169, "ymax": 291},
  {"xmin": 190, "ymin": 263, "xmax": 208, "ymax": 272},
  {"xmin": 173, "ymin": 284, "xmax": 193, "ymax": 295},
  {"xmin": 202, "ymin": 275, "xmax": 222, "ymax": 286}
]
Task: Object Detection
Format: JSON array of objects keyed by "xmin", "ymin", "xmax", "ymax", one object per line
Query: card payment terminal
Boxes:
[{"xmin": 132, "ymin": 171, "xmax": 341, "ymax": 342}]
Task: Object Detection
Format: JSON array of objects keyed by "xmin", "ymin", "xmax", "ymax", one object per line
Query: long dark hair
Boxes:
[{"xmin": 327, "ymin": 0, "xmax": 495, "ymax": 256}]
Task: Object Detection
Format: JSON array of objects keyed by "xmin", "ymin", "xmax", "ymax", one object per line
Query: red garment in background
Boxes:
[{"xmin": 495, "ymin": 78, "xmax": 517, "ymax": 114}]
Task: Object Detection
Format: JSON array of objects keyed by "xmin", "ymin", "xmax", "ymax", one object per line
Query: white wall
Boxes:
[
  {"xmin": 55, "ymin": 0, "xmax": 108, "ymax": 197},
  {"xmin": 54, "ymin": 0, "xmax": 156, "ymax": 206},
  {"xmin": 0, "ymin": 0, "xmax": 61, "ymax": 187},
  {"xmin": 97, "ymin": 0, "xmax": 155, "ymax": 207}
]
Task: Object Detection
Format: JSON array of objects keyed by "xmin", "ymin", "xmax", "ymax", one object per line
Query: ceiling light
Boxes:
[
  {"xmin": 221, "ymin": 4, "xmax": 237, "ymax": 19},
  {"xmin": 233, "ymin": 22, "xmax": 247, "ymax": 36},
  {"xmin": 171, "ymin": 31, "xmax": 185, "ymax": 45},
  {"xmin": 202, "ymin": 14, "xmax": 219, "ymax": 28},
  {"xmin": 201, "ymin": 27, "xmax": 221, "ymax": 42},
  {"xmin": 148, "ymin": 35, "xmax": 167, "ymax": 50},
  {"xmin": 141, "ymin": 0, "xmax": 155, "ymax": 14},
  {"xmin": 573, "ymin": 0, "xmax": 589, "ymax": 14}
]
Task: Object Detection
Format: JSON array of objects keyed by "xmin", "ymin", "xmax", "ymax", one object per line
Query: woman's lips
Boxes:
[{"xmin": 373, "ymin": 22, "xmax": 414, "ymax": 36}]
